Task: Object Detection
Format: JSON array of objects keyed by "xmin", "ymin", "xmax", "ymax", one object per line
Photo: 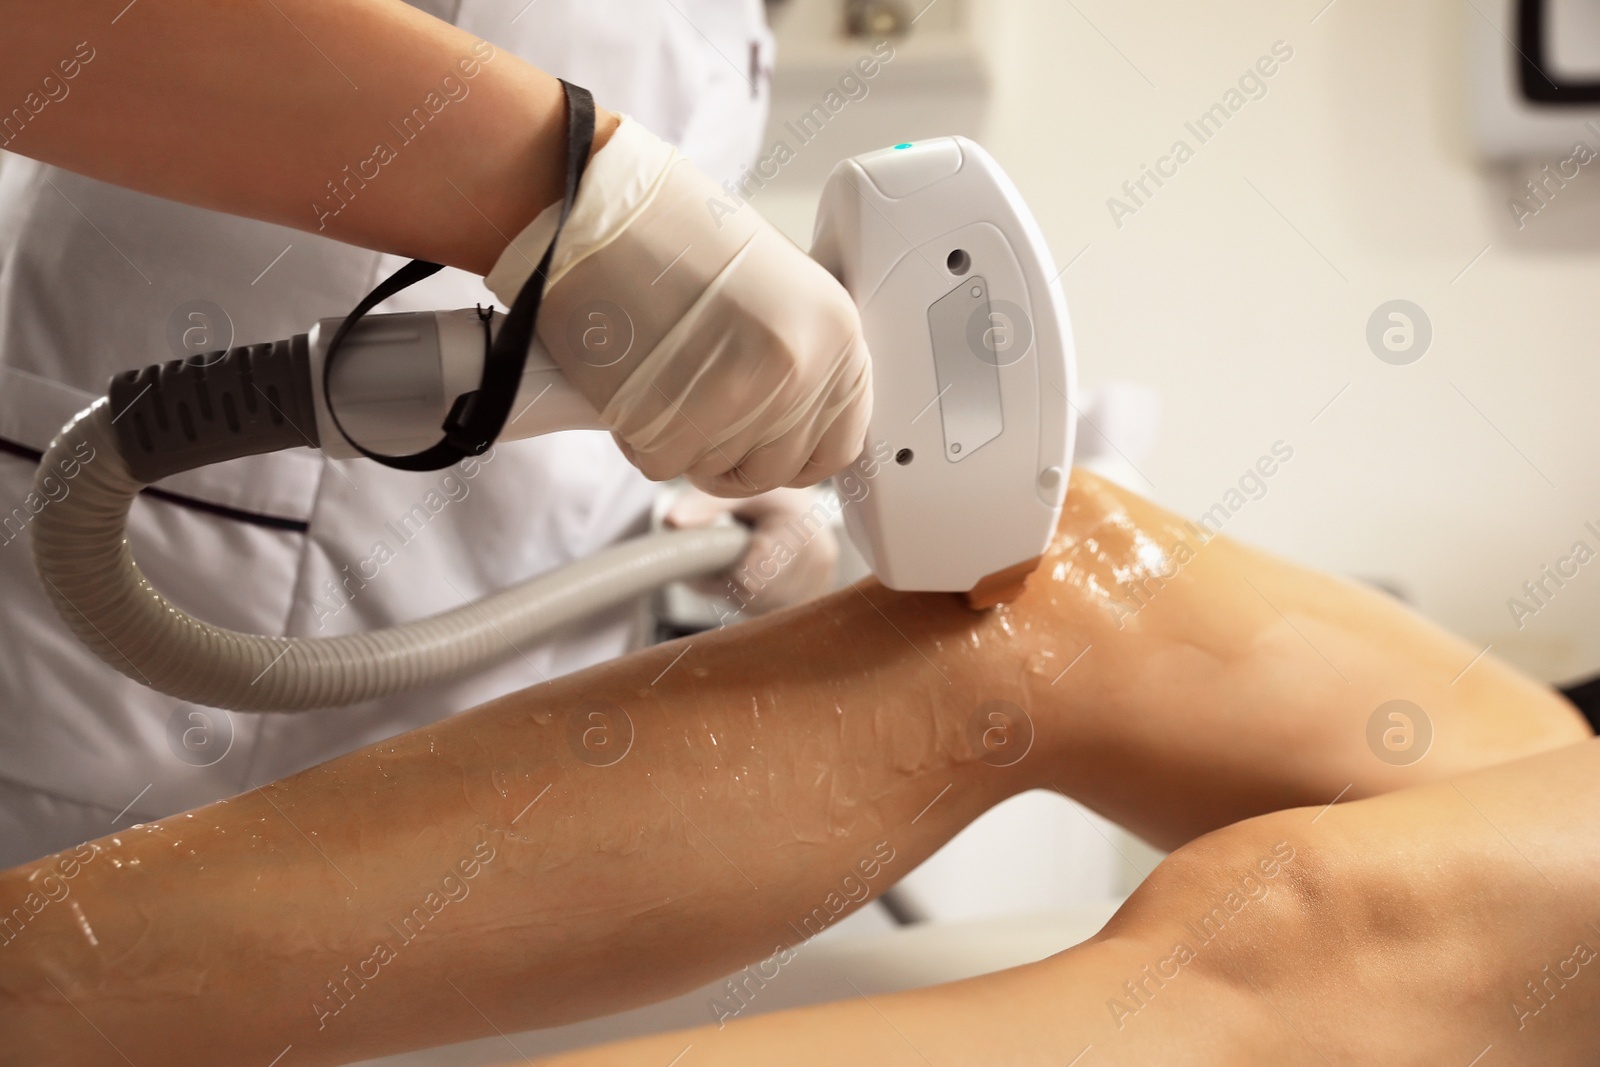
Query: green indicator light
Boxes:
[{"xmin": 894, "ymin": 142, "xmax": 913, "ymax": 149}]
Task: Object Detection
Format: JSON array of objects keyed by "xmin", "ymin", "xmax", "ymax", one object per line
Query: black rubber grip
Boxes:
[{"xmin": 108, "ymin": 335, "xmax": 318, "ymax": 484}]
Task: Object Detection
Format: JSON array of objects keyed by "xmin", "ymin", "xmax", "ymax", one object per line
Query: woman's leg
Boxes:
[
  {"xmin": 1023, "ymin": 471, "xmax": 1588, "ymax": 845},
  {"xmin": 1, "ymin": 471, "xmax": 1585, "ymax": 1065},
  {"xmin": 529, "ymin": 736, "xmax": 1600, "ymax": 1066}
]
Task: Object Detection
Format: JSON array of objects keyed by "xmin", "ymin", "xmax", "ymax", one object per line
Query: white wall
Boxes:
[{"xmin": 761, "ymin": 0, "xmax": 1600, "ymax": 685}]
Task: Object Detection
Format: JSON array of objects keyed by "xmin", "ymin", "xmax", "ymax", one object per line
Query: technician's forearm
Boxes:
[{"xmin": 1, "ymin": 0, "xmax": 616, "ymax": 273}]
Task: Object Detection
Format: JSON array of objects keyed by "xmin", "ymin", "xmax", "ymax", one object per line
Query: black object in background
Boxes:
[{"xmin": 1557, "ymin": 675, "xmax": 1600, "ymax": 733}]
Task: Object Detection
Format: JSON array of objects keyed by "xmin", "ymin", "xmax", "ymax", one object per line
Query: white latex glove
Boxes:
[
  {"xmin": 664, "ymin": 485, "xmax": 839, "ymax": 614},
  {"xmin": 485, "ymin": 117, "xmax": 872, "ymax": 497}
]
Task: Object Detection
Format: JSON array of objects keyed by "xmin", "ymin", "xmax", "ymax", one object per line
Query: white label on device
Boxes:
[{"xmin": 928, "ymin": 275, "xmax": 1003, "ymax": 461}]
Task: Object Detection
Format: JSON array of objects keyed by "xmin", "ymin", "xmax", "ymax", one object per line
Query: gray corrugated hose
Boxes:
[{"xmin": 31, "ymin": 399, "xmax": 748, "ymax": 712}]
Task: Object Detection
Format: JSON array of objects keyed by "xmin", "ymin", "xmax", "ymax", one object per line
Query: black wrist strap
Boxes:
[{"xmin": 321, "ymin": 79, "xmax": 597, "ymax": 471}]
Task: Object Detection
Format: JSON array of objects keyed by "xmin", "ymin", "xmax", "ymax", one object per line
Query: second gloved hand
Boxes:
[
  {"xmin": 664, "ymin": 485, "xmax": 839, "ymax": 614},
  {"xmin": 486, "ymin": 117, "xmax": 872, "ymax": 497}
]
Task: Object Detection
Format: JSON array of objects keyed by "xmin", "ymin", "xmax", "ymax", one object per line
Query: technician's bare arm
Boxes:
[{"xmin": 0, "ymin": 0, "xmax": 616, "ymax": 274}]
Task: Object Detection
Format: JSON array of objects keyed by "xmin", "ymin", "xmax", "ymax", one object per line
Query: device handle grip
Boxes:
[{"xmin": 307, "ymin": 308, "xmax": 604, "ymax": 461}]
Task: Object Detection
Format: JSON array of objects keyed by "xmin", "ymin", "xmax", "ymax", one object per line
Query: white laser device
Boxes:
[
  {"xmin": 31, "ymin": 137, "xmax": 1074, "ymax": 711},
  {"xmin": 813, "ymin": 139, "xmax": 1074, "ymax": 601}
]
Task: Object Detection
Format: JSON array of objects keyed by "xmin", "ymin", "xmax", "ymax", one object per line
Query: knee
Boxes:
[
  {"xmin": 1119, "ymin": 799, "xmax": 1508, "ymax": 1003},
  {"xmin": 1102, "ymin": 807, "xmax": 1356, "ymax": 988}
]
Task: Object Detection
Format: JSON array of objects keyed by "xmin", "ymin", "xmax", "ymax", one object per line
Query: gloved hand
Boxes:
[
  {"xmin": 485, "ymin": 116, "xmax": 872, "ymax": 497},
  {"xmin": 663, "ymin": 485, "xmax": 839, "ymax": 613}
]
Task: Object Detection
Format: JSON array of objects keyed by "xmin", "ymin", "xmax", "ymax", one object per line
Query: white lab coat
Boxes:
[{"xmin": 0, "ymin": 0, "xmax": 772, "ymax": 866}]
